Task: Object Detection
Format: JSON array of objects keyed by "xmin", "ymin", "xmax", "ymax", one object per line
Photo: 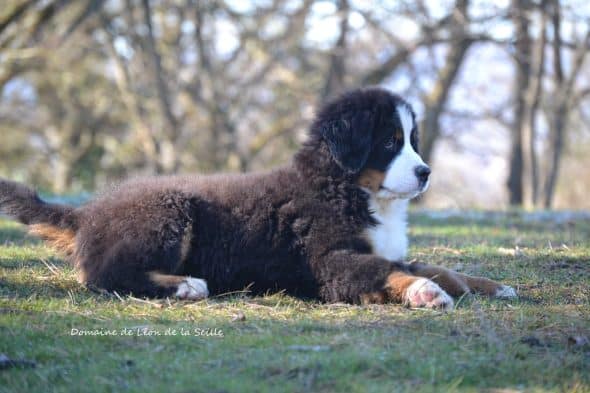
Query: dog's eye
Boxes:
[{"xmin": 385, "ymin": 130, "xmax": 403, "ymax": 150}]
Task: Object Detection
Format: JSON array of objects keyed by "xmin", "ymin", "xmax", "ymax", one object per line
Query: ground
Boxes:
[{"xmin": 0, "ymin": 211, "xmax": 589, "ymax": 393}]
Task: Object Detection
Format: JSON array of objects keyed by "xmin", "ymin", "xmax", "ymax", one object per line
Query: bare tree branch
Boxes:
[
  {"xmin": 100, "ymin": 12, "xmax": 159, "ymax": 169},
  {"xmin": 420, "ymin": 0, "xmax": 472, "ymax": 164},
  {"xmin": 0, "ymin": 0, "xmax": 38, "ymax": 35}
]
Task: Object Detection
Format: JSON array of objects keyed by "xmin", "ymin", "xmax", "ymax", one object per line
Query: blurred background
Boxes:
[{"xmin": 0, "ymin": 0, "xmax": 588, "ymax": 209}]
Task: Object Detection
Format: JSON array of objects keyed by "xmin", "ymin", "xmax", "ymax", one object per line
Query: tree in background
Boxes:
[{"xmin": 0, "ymin": 0, "xmax": 588, "ymax": 208}]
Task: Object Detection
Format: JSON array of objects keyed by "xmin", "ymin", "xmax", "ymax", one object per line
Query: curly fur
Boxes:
[{"xmin": 0, "ymin": 87, "xmax": 431, "ymax": 303}]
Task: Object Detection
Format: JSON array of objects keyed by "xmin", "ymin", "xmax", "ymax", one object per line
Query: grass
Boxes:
[{"xmin": 0, "ymin": 211, "xmax": 589, "ymax": 393}]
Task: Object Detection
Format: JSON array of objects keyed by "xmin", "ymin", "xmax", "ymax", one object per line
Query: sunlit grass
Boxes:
[{"xmin": 1, "ymin": 212, "xmax": 589, "ymax": 392}]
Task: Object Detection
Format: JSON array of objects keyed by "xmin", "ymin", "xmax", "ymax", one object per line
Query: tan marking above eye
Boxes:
[{"xmin": 393, "ymin": 129, "xmax": 403, "ymax": 140}]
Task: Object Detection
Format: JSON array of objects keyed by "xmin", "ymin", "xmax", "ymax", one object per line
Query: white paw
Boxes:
[
  {"xmin": 175, "ymin": 277, "xmax": 209, "ymax": 300},
  {"xmin": 494, "ymin": 285, "xmax": 517, "ymax": 298},
  {"xmin": 404, "ymin": 278, "xmax": 454, "ymax": 311}
]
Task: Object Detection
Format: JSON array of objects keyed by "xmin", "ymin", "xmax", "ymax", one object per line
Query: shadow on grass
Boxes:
[
  {"xmin": 0, "ymin": 256, "xmax": 69, "ymax": 270},
  {"xmin": 0, "ymin": 277, "xmax": 92, "ymax": 300},
  {"xmin": 0, "ymin": 226, "xmax": 32, "ymax": 245}
]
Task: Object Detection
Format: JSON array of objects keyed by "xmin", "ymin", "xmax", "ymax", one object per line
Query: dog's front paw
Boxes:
[
  {"xmin": 404, "ymin": 278, "xmax": 454, "ymax": 311},
  {"xmin": 175, "ymin": 277, "xmax": 209, "ymax": 300},
  {"xmin": 493, "ymin": 284, "xmax": 517, "ymax": 299}
]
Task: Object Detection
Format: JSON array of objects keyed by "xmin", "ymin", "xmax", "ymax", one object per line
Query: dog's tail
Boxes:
[{"xmin": 0, "ymin": 178, "xmax": 79, "ymax": 256}]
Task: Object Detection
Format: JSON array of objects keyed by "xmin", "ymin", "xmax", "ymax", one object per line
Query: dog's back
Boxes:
[{"xmin": 0, "ymin": 167, "xmax": 322, "ymax": 299}]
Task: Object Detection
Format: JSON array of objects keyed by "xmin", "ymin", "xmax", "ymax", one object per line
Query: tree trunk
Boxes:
[
  {"xmin": 543, "ymin": 2, "xmax": 563, "ymax": 208},
  {"xmin": 141, "ymin": 0, "xmax": 179, "ymax": 173},
  {"xmin": 322, "ymin": 0, "xmax": 349, "ymax": 100},
  {"xmin": 420, "ymin": 38, "xmax": 470, "ymax": 164},
  {"xmin": 524, "ymin": 0, "xmax": 547, "ymax": 207},
  {"xmin": 53, "ymin": 159, "xmax": 72, "ymax": 194},
  {"xmin": 543, "ymin": 1, "xmax": 590, "ymax": 208},
  {"xmin": 507, "ymin": 0, "xmax": 531, "ymax": 206}
]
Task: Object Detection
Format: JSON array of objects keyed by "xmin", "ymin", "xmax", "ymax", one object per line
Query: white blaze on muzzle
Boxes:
[{"xmin": 379, "ymin": 105, "xmax": 429, "ymax": 200}]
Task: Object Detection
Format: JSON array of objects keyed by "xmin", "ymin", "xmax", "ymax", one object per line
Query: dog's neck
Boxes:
[{"xmin": 365, "ymin": 197, "xmax": 409, "ymax": 262}]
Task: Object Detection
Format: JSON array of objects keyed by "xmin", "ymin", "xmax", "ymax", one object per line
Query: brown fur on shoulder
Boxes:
[{"xmin": 28, "ymin": 224, "xmax": 76, "ymax": 257}]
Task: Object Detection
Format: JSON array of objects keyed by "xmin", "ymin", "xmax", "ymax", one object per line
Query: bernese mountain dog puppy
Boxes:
[{"xmin": 0, "ymin": 87, "xmax": 515, "ymax": 310}]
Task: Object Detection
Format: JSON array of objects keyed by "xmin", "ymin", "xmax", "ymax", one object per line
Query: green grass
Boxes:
[{"xmin": 1, "ymin": 212, "xmax": 589, "ymax": 392}]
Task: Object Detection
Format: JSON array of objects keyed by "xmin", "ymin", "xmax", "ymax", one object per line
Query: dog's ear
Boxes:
[{"xmin": 320, "ymin": 110, "xmax": 375, "ymax": 173}]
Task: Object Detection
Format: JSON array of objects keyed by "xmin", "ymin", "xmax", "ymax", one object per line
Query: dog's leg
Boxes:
[
  {"xmin": 358, "ymin": 276, "xmax": 454, "ymax": 310},
  {"xmin": 83, "ymin": 235, "xmax": 209, "ymax": 300},
  {"xmin": 456, "ymin": 272, "xmax": 517, "ymax": 298},
  {"xmin": 381, "ymin": 271, "xmax": 454, "ymax": 310},
  {"xmin": 148, "ymin": 272, "xmax": 209, "ymax": 300},
  {"xmin": 317, "ymin": 252, "xmax": 453, "ymax": 309},
  {"xmin": 87, "ymin": 252, "xmax": 209, "ymax": 300},
  {"xmin": 409, "ymin": 262, "xmax": 517, "ymax": 298},
  {"xmin": 407, "ymin": 262, "xmax": 470, "ymax": 297}
]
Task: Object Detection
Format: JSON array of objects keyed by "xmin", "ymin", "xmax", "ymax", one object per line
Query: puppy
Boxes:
[
  {"xmin": 0, "ymin": 87, "xmax": 515, "ymax": 309},
  {"xmin": 359, "ymin": 100, "xmax": 516, "ymax": 306}
]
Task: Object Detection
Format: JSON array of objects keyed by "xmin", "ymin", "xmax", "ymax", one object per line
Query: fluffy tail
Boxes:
[{"xmin": 0, "ymin": 178, "xmax": 79, "ymax": 256}]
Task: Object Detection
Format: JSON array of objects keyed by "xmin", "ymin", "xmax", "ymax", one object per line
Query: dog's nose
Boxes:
[{"xmin": 414, "ymin": 165, "xmax": 431, "ymax": 184}]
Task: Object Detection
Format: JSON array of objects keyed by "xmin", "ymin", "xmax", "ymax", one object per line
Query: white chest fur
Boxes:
[{"xmin": 365, "ymin": 198, "xmax": 409, "ymax": 261}]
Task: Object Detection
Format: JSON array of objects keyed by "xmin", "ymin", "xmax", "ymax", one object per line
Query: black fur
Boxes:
[
  {"xmin": 0, "ymin": 180, "xmax": 77, "ymax": 229},
  {"xmin": 0, "ymin": 87, "xmax": 414, "ymax": 303},
  {"xmin": 319, "ymin": 109, "xmax": 375, "ymax": 173}
]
